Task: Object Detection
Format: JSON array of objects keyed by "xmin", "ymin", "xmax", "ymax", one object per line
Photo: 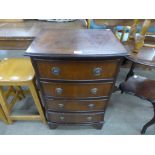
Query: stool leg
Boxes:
[
  {"xmin": 11, "ymin": 86, "xmax": 22, "ymax": 100},
  {"xmin": 28, "ymin": 81, "xmax": 46, "ymax": 124},
  {"xmin": 0, "ymin": 87, "xmax": 12, "ymax": 124},
  {"xmin": 0, "ymin": 106, "xmax": 8, "ymax": 124},
  {"xmin": 16, "ymin": 86, "xmax": 25, "ymax": 99},
  {"xmin": 141, "ymin": 103, "xmax": 155, "ymax": 134}
]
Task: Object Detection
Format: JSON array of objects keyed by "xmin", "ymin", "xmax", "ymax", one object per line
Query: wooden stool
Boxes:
[
  {"xmin": 119, "ymin": 75, "xmax": 155, "ymax": 134},
  {"xmin": 0, "ymin": 58, "xmax": 46, "ymax": 124}
]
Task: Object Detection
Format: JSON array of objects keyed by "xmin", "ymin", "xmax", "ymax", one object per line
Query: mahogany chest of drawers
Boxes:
[{"xmin": 26, "ymin": 29, "xmax": 128, "ymax": 129}]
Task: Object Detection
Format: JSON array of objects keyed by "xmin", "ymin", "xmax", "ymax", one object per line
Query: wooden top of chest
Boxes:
[{"xmin": 26, "ymin": 29, "xmax": 128, "ymax": 58}]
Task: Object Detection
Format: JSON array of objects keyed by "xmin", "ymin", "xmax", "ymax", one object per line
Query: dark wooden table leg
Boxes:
[
  {"xmin": 125, "ymin": 62, "xmax": 136, "ymax": 81},
  {"xmin": 141, "ymin": 103, "xmax": 155, "ymax": 134},
  {"xmin": 141, "ymin": 117, "xmax": 155, "ymax": 134}
]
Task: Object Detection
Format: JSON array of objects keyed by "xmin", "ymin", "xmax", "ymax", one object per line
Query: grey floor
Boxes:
[{"xmin": 0, "ymin": 51, "xmax": 155, "ymax": 135}]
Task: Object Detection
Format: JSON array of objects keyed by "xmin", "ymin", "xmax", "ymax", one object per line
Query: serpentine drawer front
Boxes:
[
  {"xmin": 46, "ymin": 111, "xmax": 104, "ymax": 124},
  {"xmin": 41, "ymin": 82, "xmax": 113, "ymax": 99},
  {"xmin": 45, "ymin": 99, "xmax": 108, "ymax": 112},
  {"xmin": 25, "ymin": 29, "xmax": 128, "ymax": 129},
  {"xmin": 35, "ymin": 60, "xmax": 119, "ymax": 81}
]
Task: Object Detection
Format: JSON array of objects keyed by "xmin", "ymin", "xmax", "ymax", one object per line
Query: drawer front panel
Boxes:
[
  {"xmin": 41, "ymin": 82, "xmax": 113, "ymax": 98},
  {"xmin": 45, "ymin": 99, "xmax": 108, "ymax": 112},
  {"xmin": 36, "ymin": 60, "xmax": 119, "ymax": 80},
  {"xmin": 46, "ymin": 112, "xmax": 104, "ymax": 123}
]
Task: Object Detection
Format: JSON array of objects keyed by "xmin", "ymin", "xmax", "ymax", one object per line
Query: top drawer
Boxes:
[{"xmin": 35, "ymin": 59, "xmax": 120, "ymax": 81}]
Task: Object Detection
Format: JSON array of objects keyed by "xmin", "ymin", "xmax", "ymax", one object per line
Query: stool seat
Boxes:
[
  {"xmin": 0, "ymin": 58, "xmax": 34, "ymax": 83},
  {"xmin": 119, "ymin": 75, "xmax": 155, "ymax": 134}
]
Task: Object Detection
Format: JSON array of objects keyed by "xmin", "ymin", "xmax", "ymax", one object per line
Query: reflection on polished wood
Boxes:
[{"xmin": 0, "ymin": 58, "xmax": 34, "ymax": 83}]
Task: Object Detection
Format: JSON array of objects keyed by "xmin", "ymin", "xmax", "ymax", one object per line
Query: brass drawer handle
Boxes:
[
  {"xmin": 51, "ymin": 67, "xmax": 60, "ymax": 75},
  {"xmin": 91, "ymin": 88, "xmax": 98, "ymax": 95},
  {"xmin": 58, "ymin": 103, "xmax": 64, "ymax": 108},
  {"xmin": 88, "ymin": 103, "xmax": 95, "ymax": 109},
  {"xmin": 59, "ymin": 116, "xmax": 64, "ymax": 120},
  {"xmin": 87, "ymin": 116, "xmax": 92, "ymax": 121},
  {"xmin": 55, "ymin": 88, "xmax": 63, "ymax": 95},
  {"xmin": 93, "ymin": 67, "xmax": 102, "ymax": 76}
]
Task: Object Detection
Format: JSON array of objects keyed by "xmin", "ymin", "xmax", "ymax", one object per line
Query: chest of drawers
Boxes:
[{"xmin": 26, "ymin": 29, "xmax": 128, "ymax": 129}]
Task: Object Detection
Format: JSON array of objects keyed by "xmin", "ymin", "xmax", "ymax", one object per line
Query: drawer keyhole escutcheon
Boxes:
[
  {"xmin": 91, "ymin": 88, "xmax": 98, "ymax": 95},
  {"xmin": 59, "ymin": 116, "xmax": 64, "ymax": 120},
  {"xmin": 55, "ymin": 88, "xmax": 63, "ymax": 95},
  {"xmin": 93, "ymin": 67, "xmax": 102, "ymax": 76},
  {"xmin": 51, "ymin": 67, "xmax": 60, "ymax": 75},
  {"xmin": 87, "ymin": 116, "xmax": 92, "ymax": 121},
  {"xmin": 58, "ymin": 103, "xmax": 64, "ymax": 108},
  {"xmin": 88, "ymin": 103, "xmax": 95, "ymax": 109}
]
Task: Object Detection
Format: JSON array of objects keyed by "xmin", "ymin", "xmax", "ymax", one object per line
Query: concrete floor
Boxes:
[{"xmin": 0, "ymin": 50, "xmax": 155, "ymax": 134}]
